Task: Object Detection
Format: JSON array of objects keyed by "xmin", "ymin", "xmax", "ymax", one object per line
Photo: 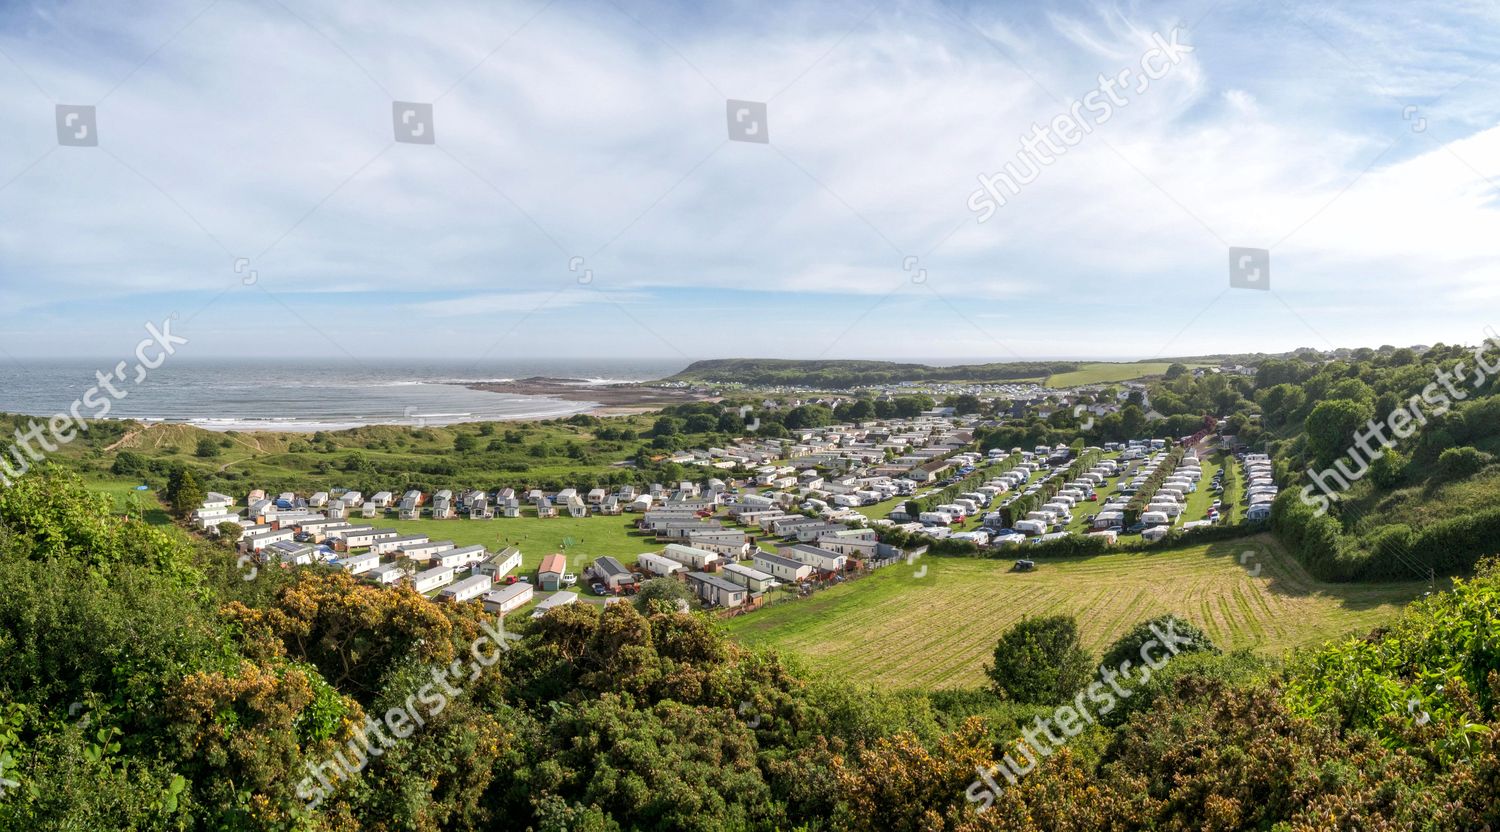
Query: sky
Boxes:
[{"xmin": 1, "ymin": 0, "xmax": 1498, "ymax": 366}]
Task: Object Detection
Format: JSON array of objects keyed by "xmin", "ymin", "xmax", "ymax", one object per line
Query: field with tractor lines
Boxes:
[{"xmin": 724, "ymin": 535, "xmax": 1430, "ymax": 689}]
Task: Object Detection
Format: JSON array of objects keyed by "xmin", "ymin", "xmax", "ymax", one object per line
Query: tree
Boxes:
[
  {"xmin": 1101, "ymin": 614, "xmax": 1217, "ymax": 672},
  {"xmin": 166, "ymin": 466, "xmax": 204, "ymax": 518},
  {"xmin": 633, "ymin": 578, "xmax": 694, "ymax": 614},
  {"xmin": 1165, "ymin": 363, "xmax": 1189, "ymax": 380},
  {"xmin": 1304, "ymin": 399, "xmax": 1374, "ymax": 467},
  {"xmin": 985, "ymin": 615, "xmax": 1092, "ymax": 703},
  {"xmin": 1439, "ymin": 446, "xmax": 1493, "ymax": 480}
]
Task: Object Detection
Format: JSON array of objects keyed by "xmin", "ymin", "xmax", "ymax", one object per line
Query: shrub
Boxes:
[
  {"xmin": 985, "ymin": 615, "xmax": 1092, "ymax": 704},
  {"xmin": 1438, "ymin": 446, "xmax": 1493, "ymax": 480}
]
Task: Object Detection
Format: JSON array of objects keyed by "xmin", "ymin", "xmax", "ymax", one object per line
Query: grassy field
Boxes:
[
  {"xmin": 85, "ymin": 477, "xmax": 172, "ymax": 526},
  {"xmin": 353, "ymin": 511, "xmax": 659, "ymax": 575},
  {"xmin": 1045, "ymin": 362, "xmax": 1213, "ymax": 387},
  {"xmin": 724, "ymin": 534, "xmax": 1428, "ymax": 690}
]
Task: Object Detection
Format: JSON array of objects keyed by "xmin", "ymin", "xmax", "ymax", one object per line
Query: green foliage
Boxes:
[
  {"xmin": 1099, "ymin": 614, "xmax": 1218, "ymax": 673},
  {"xmin": 985, "ymin": 615, "xmax": 1092, "ymax": 704},
  {"xmin": 1438, "ymin": 445, "xmax": 1493, "ymax": 480}
]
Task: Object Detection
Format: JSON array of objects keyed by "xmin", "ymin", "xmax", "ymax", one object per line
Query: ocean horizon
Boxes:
[{"xmin": 0, "ymin": 359, "xmax": 687, "ymax": 432}]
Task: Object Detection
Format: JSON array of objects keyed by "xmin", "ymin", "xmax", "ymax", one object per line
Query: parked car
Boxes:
[{"xmin": 590, "ymin": 582, "xmax": 607, "ymax": 595}]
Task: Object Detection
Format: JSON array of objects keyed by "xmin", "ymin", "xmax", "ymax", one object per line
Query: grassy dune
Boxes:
[{"xmin": 724, "ymin": 535, "xmax": 1429, "ymax": 689}]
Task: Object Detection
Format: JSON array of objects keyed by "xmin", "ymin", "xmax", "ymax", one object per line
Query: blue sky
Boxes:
[{"xmin": 1, "ymin": 0, "xmax": 1498, "ymax": 364}]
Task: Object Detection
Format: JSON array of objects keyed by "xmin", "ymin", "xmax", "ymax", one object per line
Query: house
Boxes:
[
  {"xmin": 326, "ymin": 499, "xmax": 347, "ymax": 520},
  {"xmin": 361, "ymin": 501, "xmax": 381, "ymax": 519},
  {"xmin": 340, "ymin": 551, "xmax": 381, "ymax": 575},
  {"xmin": 432, "ymin": 490, "xmax": 454, "ymax": 519},
  {"xmin": 538, "ymin": 553, "xmax": 568, "ymax": 591},
  {"xmin": 534, "ymin": 498, "xmax": 557, "ymax": 518},
  {"xmin": 660, "ymin": 543, "xmax": 720, "ymax": 570},
  {"xmin": 783, "ymin": 543, "xmax": 848, "ymax": 573},
  {"xmin": 684, "ymin": 572, "xmax": 748, "ymax": 607},
  {"xmin": 531, "ymin": 590, "xmax": 578, "ymax": 619},
  {"xmin": 636, "ymin": 552, "xmax": 686, "ymax": 577},
  {"xmin": 753, "ymin": 552, "xmax": 812, "ymax": 582},
  {"xmin": 476, "ymin": 546, "xmax": 523, "ymax": 579},
  {"xmin": 599, "ymin": 495, "xmax": 622, "ymax": 515},
  {"xmin": 411, "ymin": 565, "xmax": 457, "ymax": 594},
  {"xmin": 438, "ymin": 574, "xmax": 493, "ymax": 604},
  {"xmin": 722, "ymin": 562, "xmax": 775, "ymax": 593},
  {"xmin": 567, "ymin": 501, "xmax": 588, "ymax": 519},
  {"xmin": 482, "ymin": 582, "xmax": 534, "ymax": 615},
  {"xmin": 586, "ymin": 556, "xmax": 637, "ymax": 593},
  {"xmin": 587, "ymin": 488, "xmax": 607, "ymax": 505}
]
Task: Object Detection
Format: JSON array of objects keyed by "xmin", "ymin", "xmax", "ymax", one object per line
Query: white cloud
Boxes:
[{"xmin": 0, "ymin": 0, "xmax": 1498, "ymax": 359}]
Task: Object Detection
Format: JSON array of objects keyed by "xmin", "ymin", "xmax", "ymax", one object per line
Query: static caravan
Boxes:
[
  {"xmin": 1014, "ymin": 519, "xmax": 1047, "ymax": 536},
  {"xmin": 661, "ymin": 543, "xmax": 720, "ymax": 570},
  {"xmin": 399, "ymin": 540, "xmax": 456, "ymax": 563},
  {"xmin": 637, "ymin": 552, "xmax": 685, "ymax": 577},
  {"xmin": 722, "ymin": 563, "xmax": 775, "ymax": 592},
  {"xmin": 340, "ymin": 552, "xmax": 381, "ymax": 575},
  {"xmin": 436, "ymin": 544, "xmax": 487, "ymax": 570},
  {"xmin": 784, "ymin": 544, "xmax": 847, "ymax": 573},
  {"xmin": 482, "ymin": 582, "xmax": 534, "ymax": 615},
  {"xmin": 370, "ymin": 534, "xmax": 430, "ymax": 556},
  {"xmin": 753, "ymin": 551, "xmax": 812, "ymax": 582},
  {"xmin": 476, "ymin": 547, "xmax": 522, "ymax": 579},
  {"xmin": 411, "ymin": 565, "xmax": 457, "ymax": 594},
  {"xmin": 438, "ymin": 574, "xmax": 493, "ymax": 604},
  {"xmin": 367, "ymin": 564, "xmax": 409, "ymax": 585},
  {"xmin": 531, "ymin": 590, "xmax": 578, "ymax": 619},
  {"xmin": 684, "ymin": 572, "xmax": 748, "ymax": 607}
]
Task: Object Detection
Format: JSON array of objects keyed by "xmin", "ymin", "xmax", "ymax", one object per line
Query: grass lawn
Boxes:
[
  {"xmin": 724, "ymin": 534, "xmax": 1428, "ymax": 690},
  {"xmin": 374, "ymin": 511, "xmax": 661, "ymax": 575},
  {"xmin": 85, "ymin": 477, "xmax": 172, "ymax": 526},
  {"xmin": 1045, "ymin": 362, "xmax": 1213, "ymax": 387}
]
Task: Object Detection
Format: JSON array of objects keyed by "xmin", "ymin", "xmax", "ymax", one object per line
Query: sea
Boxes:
[{"xmin": 0, "ymin": 359, "xmax": 686, "ymax": 432}]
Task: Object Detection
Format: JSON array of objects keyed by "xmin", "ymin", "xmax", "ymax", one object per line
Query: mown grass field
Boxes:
[
  {"xmin": 724, "ymin": 534, "xmax": 1429, "ymax": 690},
  {"xmin": 353, "ymin": 512, "xmax": 658, "ymax": 575},
  {"xmin": 1045, "ymin": 362, "xmax": 1214, "ymax": 387}
]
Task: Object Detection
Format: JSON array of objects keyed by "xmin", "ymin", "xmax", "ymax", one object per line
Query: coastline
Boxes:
[{"xmin": 464, "ymin": 377, "xmax": 710, "ymax": 410}]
